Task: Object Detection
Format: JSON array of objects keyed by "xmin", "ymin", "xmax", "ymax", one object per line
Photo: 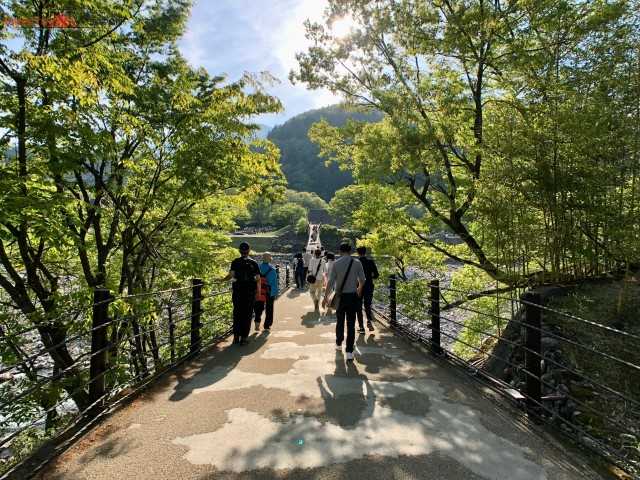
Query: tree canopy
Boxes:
[
  {"xmin": 291, "ymin": 0, "xmax": 640, "ymax": 288},
  {"xmin": 0, "ymin": 0, "xmax": 283, "ymax": 424}
]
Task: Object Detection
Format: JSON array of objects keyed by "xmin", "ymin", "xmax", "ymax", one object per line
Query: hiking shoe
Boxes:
[
  {"xmin": 357, "ymin": 327, "xmax": 365, "ymax": 334},
  {"xmin": 239, "ymin": 339, "xmax": 250, "ymax": 346},
  {"xmin": 346, "ymin": 352, "xmax": 354, "ymax": 361},
  {"xmin": 367, "ymin": 322, "xmax": 375, "ymax": 331},
  {"xmin": 254, "ymin": 322, "xmax": 260, "ymax": 331}
]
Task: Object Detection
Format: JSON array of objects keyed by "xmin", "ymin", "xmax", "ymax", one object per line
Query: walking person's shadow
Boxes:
[{"xmin": 315, "ymin": 354, "xmax": 375, "ymax": 426}]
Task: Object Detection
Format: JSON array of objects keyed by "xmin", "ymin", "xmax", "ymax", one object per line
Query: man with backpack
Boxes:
[
  {"xmin": 254, "ymin": 252, "xmax": 278, "ymax": 332},
  {"xmin": 217, "ymin": 242, "xmax": 260, "ymax": 346}
]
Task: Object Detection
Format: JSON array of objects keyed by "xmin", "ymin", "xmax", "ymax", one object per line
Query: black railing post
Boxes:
[
  {"xmin": 430, "ymin": 280, "xmax": 443, "ymax": 354},
  {"xmin": 524, "ymin": 291, "xmax": 543, "ymax": 421},
  {"xmin": 90, "ymin": 289, "xmax": 110, "ymax": 410},
  {"xmin": 389, "ymin": 274, "xmax": 397, "ymax": 328},
  {"xmin": 276, "ymin": 265, "xmax": 280, "ymax": 293},
  {"xmin": 168, "ymin": 305, "xmax": 175, "ymax": 363},
  {"xmin": 191, "ymin": 278, "xmax": 203, "ymax": 355}
]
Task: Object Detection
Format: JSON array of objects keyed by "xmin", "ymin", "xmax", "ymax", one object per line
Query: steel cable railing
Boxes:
[
  {"xmin": 0, "ymin": 278, "xmax": 234, "ymax": 479},
  {"xmin": 380, "ymin": 274, "xmax": 639, "ymax": 479}
]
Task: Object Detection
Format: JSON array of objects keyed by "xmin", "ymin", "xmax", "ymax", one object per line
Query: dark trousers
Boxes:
[
  {"xmin": 336, "ymin": 292, "xmax": 358, "ymax": 353},
  {"xmin": 295, "ymin": 270, "xmax": 305, "ymax": 288},
  {"xmin": 232, "ymin": 288, "xmax": 255, "ymax": 339},
  {"xmin": 357, "ymin": 285, "xmax": 374, "ymax": 328},
  {"xmin": 254, "ymin": 295, "xmax": 275, "ymax": 329}
]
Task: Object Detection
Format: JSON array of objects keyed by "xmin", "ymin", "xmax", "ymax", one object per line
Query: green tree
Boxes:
[
  {"xmin": 284, "ymin": 190, "xmax": 327, "ymax": 211},
  {"xmin": 269, "ymin": 203, "xmax": 307, "ymax": 228},
  {"xmin": 327, "ymin": 185, "xmax": 366, "ymax": 228},
  {"xmin": 292, "ymin": 0, "xmax": 638, "ymax": 287},
  {"xmin": 0, "ymin": 0, "xmax": 283, "ymax": 429}
]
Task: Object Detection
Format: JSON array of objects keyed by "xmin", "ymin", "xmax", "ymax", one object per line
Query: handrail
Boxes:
[
  {"xmin": 381, "ymin": 274, "xmax": 639, "ymax": 479},
  {"xmin": 0, "ymin": 279, "xmax": 234, "ymax": 479}
]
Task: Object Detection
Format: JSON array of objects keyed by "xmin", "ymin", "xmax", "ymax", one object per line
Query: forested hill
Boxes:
[{"xmin": 268, "ymin": 105, "xmax": 384, "ymax": 201}]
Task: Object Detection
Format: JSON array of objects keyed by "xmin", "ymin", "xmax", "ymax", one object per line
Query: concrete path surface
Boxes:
[{"xmin": 39, "ymin": 287, "xmax": 604, "ymax": 480}]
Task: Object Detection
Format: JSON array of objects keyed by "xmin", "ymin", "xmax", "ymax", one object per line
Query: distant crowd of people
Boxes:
[
  {"xmin": 217, "ymin": 242, "xmax": 379, "ymax": 362},
  {"xmin": 233, "ymin": 226, "xmax": 277, "ymax": 235}
]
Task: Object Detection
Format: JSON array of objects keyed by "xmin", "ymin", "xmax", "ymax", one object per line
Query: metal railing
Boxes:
[
  {"xmin": 0, "ymin": 265, "xmax": 293, "ymax": 479},
  {"xmin": 382, "ymin": 275, "xmax": 639, "ymax": 479}
]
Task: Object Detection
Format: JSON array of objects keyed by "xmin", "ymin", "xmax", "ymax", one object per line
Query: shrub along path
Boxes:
[{"xmin": 39, "ymin": 287, "xmax": 605, "ymax": 480}]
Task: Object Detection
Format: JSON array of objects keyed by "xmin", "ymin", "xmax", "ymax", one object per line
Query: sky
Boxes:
[{"xmin": 178, "ymin": 0, "xmax": 339, "ymax": 128}]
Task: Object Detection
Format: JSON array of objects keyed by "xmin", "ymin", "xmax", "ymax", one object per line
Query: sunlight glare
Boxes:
[{"xmin": 330, "ymin": 15, "xmax": 356, "ymax": 38}]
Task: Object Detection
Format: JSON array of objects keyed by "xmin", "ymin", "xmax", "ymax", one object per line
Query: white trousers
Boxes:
[{"xmin": 309, "ymin": 280, "xmax": 323, "ymax": 304}]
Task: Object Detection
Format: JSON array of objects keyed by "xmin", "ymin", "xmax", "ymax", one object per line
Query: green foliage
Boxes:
[
  {"xmin": 269, "ymin": 203, "xmax": 307, "ymax": 228},
  {"xmin": 242, "ymin": 188, "xmax": 326, "ymax": 227},
  {"xmin": 327, "ymin": 185, "xmax": 367, "ymax": 228},
  {"xmin": 296, "ymin": 217, "xmax": 309, "ymax": 235},
  {"xmin": 1, "ymin": 428, "xmax": 50, "ymax": 473},
  {"xmin": 453, "ymin": 296, "xmax": 510, "ymax": 361},
  {"xmin": 293, "ymin": 0, "xmax": 640, "ymax": 288},
  {"xmin": 0, "ymin": 0, "xmax": 284, "ymax": 448}
]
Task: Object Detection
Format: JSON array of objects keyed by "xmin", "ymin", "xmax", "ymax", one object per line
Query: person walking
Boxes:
[
  {"xmin": 323, "ymin": 251, "xmax": 336, "ymax": 315},
  {"xmin": 307, "ymin": 249, "xmax": 326, "ymax": 311},
  {"xmin": 217, "ymin": 242, "xmax": 260, "ymax": 346},
  {"xmin": 254, "ymin": 252, "xmax": 278, "ymax": 332},
  {"xmin": 294, "ymin": 252, "xmax": 306, "ymax": 289},
  {"xmin": 356, "ymin": 246, "xmax": 379, "ymax": 333},
  {"xmin": 322, "ymin": 243, "xmax": 366, "ymax": 361},
  {"xmin": 301, "ymin": 247, "xmax": 312, "ymax": 286}
]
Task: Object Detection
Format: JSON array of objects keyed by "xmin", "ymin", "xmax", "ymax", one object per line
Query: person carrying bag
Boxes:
[
  {"xmin": 307, "ymin": 249, "xmax": 326, "ymax": 311},
  {"xmin": 327, "ymin": 259, "xmax": 352, "ymax": 310},
  {"xmin": 322, "ymin": 243, "xmax": 366, "ymax": 361}
]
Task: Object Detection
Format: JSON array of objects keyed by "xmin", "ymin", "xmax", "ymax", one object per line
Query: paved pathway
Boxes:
[{"xmin": 39, "ymin": 288, "xmax": 603, "ymax": 480}]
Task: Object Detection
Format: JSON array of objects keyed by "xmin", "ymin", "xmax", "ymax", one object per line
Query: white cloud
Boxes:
[{"xmin": 178, "ymin": 0, "xmax": 340, "ymax": 127}]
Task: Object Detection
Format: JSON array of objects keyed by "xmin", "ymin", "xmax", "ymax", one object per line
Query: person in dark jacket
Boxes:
[
  {"xmin": 356, "ymin": 246, "xmax": 379, "ymax": 333},
  {"xmin": 294, "ymin": 252, "xmax": 306, "ymax": 289},
  {"xmin": 217, "ymin": 242, "xmax": 260, "ymax": 346}
]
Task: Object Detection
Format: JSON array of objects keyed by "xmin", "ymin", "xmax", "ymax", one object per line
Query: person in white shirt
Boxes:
[
  {"xmin": 301, "ymin": 248, "xmax": 312, "ymax": 284},
  {"xmin": 307, "ymin": 249, "xmax": 326, "ymax": 311},
  {"xmin": 323, "ymin": 252, "xmax": 335, "ymax": 314}
]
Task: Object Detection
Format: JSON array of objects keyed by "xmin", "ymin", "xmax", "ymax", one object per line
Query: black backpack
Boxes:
[{"xmin": 234, "ymin": 258, "xmax": 256, "ymax": 284}]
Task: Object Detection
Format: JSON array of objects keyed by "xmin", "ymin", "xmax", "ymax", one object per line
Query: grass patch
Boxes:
[{"xmin": 228, "ymin": 236, "xmax": 273, "ymax": 253}]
